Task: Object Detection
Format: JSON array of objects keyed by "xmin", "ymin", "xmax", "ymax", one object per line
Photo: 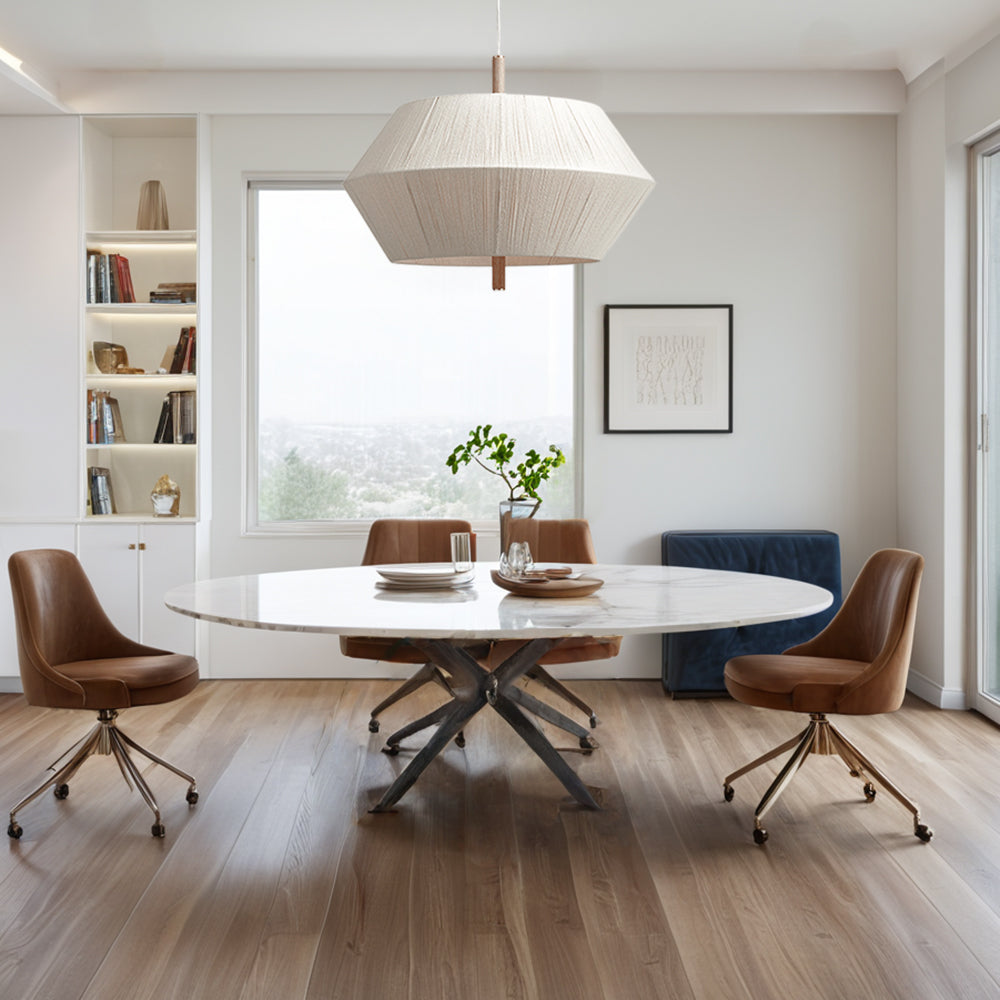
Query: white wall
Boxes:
[
  {"xmin": 206, "ymin": 109, "xmax": 899, "ymax": 680},
  {"xmin": 896, "ymin": 36, "xmax": 1000, "ymax": 710},
  {"xmin": 0, "ymin": 116, "xmax": 81, "ymax": 518}
]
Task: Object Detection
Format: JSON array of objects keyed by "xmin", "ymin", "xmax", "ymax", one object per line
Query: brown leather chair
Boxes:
[
  {"xmin": 721, "ymin": 548, "xmax": 929, "ymax": 844},
  {"xmin": 7, "ymin": 549, "xmax": 200, "ymax": 839},
  {"xmin": 483, "ymin": 517, "xmax": 622, "ymax": 728},
  {"xmin": 340, "ymin": 518, "xmax": 478, "ymax": 734}
]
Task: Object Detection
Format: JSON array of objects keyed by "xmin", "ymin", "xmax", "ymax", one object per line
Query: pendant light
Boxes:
[{"xmin": 343, "ymin": 2, "xmax": 654, "ymax": 289}]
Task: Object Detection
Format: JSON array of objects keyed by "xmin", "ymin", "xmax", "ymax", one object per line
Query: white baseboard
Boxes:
[
  {"xmin": 0, "ymin": 676, "xmax": 23, "ymax": 694},
  {"xmin": 906, "ymin": 669, "xmax": 966, "ymax": 710}
]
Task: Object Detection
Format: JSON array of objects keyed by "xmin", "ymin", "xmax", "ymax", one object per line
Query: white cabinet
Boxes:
[{"xmin": 78, "ymin": 522, "xmax": 196, "ymax": 656}]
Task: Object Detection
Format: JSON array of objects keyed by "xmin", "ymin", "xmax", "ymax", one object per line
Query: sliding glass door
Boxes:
[{"xmin": 973, "ymin": 132, "xmax": 1000, "ymax": 724}]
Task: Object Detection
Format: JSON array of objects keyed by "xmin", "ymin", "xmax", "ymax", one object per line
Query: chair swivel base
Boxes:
[
  {"xmin": 8, "ymin": 708, "xmax": 198, "ymax": 840},
  {"xmin": 722, "ymin": 712, "xmax": 932, "ymax": 845}
]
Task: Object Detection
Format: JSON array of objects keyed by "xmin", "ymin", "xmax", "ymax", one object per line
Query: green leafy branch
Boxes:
[{"xmin": 445, "ymin": 424, "xmax": 566, "ymax": 502}]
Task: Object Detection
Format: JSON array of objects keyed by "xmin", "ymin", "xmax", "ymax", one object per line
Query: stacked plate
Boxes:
[{"xmin": 374, "ymin": 563, "xmax": 475, "ymax": 591}]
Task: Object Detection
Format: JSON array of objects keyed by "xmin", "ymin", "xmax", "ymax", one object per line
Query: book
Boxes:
[
  {"xmin": 149, "ymin": 281, "xmax": 196, "ymax": 303},
  {"xmin": 180, "ymin": 325, "xmax": 195, "ymax": 374},
  {"xmin": 85, "ymin": 250, "xmax": 136, "ymax": 303},
  {"xmin": 169, "ymin": 327, "xmax": 191, "ymax": 374},
  {"xmin": 153, "ymin": 395, "xmax": 173, "ymax": 444},
  {"xmin": 112, "ymin": 254, "xmax": 136, "ymax": 303},
  {"xmin": 88, "ymin": 466, "xmax": 116, "ymax": 515},
  {"xmin": 170, "ymin": 389, "xmax": 196, "ymax": 444},
  {"xmin": 107, "ymin": 395, "xmax": 126, "ymax": 443}
]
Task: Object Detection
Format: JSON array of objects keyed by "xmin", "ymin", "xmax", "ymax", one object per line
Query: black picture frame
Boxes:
[{"xmin": 604, "ymin": 304, "xmax": 733, "ymax": 433}]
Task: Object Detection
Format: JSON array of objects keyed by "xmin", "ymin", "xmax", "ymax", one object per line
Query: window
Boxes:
[{"xmin": 248, "ymin": 181, "xmax": 577, "ymax": 529}]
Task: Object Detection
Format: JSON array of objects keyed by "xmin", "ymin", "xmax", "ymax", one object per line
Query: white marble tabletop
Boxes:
[{"xmin": 165, "ymin": 563, "xmax": 833, "ymax": 640}]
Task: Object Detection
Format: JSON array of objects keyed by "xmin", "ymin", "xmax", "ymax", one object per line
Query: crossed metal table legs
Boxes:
[{"xmin": 370, "ymin": 636, "xmax": 599, "ymax": 812}]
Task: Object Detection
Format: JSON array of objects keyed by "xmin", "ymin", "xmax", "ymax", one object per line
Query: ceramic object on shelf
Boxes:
[
  {"xmin": 137, "ymin": 179, "xmax": 170, "ymax": 230},
  {"xmin": 151, "ymin": 473, "xmax": 180, "ymax": 516}
]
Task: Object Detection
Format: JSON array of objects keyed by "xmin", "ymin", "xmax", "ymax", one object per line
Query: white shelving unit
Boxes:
[
  {"xmin": 78, "ymin": 115, "xmax": 200, "ymax": 656},
  {"xmin": 82, "ymin": 117, "xmax": 198, "ymax": 521}
]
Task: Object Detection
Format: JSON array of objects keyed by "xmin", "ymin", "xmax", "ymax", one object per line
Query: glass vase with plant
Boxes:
[{"xmin": 446, "ymin": 424, "xmax": 566, "ymax": 564}]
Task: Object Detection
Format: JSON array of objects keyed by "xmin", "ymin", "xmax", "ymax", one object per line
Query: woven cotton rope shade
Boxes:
[{"xmin": 344, "ymin": 56, "xmax": 654, "ymax": 289}]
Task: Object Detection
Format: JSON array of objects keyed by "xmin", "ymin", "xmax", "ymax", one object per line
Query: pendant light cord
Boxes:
[{"xmin": 496, "ymin": 0, "xmax": 502, "ymax": 56}]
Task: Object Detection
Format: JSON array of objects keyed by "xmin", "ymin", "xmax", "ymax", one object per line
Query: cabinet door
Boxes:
[
  {"xmin": 139, "ymin": 523, "xmax": 195, "ymax": 655},
  {"xmin": 78, "ymin": 523, "xmax": 196, "ymax": 655},
  {"xmin": 78, "ymin": 523, "xmax": 141, "ymax": 640}
]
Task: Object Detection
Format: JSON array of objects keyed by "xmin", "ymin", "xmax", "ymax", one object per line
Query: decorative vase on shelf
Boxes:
[
  {"xmin": 136, "ymin": 180, "xmax": 170, "ymax": 230},
  {"xmin": 499, "ymin": 497, "xmax": 540, "ymax": 565},
  {"xmin": 151, "ymin": 474, "xmax": 180, "ymax": 517}
]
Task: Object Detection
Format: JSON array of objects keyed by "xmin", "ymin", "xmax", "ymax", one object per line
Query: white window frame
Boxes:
[{"xmin": 244, "ymin": 176, "xmax": 583, "ymax": 536}]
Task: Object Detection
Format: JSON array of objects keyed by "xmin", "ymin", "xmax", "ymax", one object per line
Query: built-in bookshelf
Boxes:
[{"xmin": 82, "ymin": 116, "xmax": 198, "ymax": 520}]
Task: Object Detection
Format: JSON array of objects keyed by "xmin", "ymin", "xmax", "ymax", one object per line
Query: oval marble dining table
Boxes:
[{"xmin": 166, "ymin": 564, "xmax": 832, "ymax": 812}]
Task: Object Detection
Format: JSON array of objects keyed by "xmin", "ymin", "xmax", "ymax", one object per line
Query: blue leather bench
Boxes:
[{"xmin": 661, "ymin": 530, "xmax": 842, "ymax": 696}]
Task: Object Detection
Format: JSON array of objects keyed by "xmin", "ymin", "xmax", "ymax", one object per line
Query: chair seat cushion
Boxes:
[
  {"xmin": 724, "ymin": 654, "xmax": 867, "ymax": 714},
  {"xmin": 340, "ymin": 635, "xmax": 494, "ymax": 665},
  {"xmin": 58, "ymin": 653, "xmax": 200, "ymax": 709}
]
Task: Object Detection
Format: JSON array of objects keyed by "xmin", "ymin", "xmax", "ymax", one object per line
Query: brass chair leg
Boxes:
[
  {"xmin": 8, "ymin": 709, "xmax": 198, "ymax": 840},
  {"xmin": 828, "ymin": 724, "xmax": 931, "ymax": 841},
  {"xmin": 722, "ymin": 713, "xmax": 933, "ymax": 844}
]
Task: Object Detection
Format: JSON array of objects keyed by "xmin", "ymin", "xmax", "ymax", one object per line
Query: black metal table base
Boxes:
[{"xmin": 370, "ymin": 637, "xmax": 599, "ymax": 812}]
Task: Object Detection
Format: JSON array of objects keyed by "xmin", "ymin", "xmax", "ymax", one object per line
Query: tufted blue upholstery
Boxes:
[{"xmin": 661, "ymin": 530, "xmax": 842, "ymax": 695}]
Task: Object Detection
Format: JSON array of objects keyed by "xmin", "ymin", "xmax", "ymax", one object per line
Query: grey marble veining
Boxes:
[{"xmin": 165, "ymin": 563, "xmax": 833, "ymax": 640}]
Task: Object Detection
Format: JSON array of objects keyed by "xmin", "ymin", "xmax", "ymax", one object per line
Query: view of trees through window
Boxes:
[{"xmin": 251, "ymin": 183, "xmax": 576, "ymax": 525}]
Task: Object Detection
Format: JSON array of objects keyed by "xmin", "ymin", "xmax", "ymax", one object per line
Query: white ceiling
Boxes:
[{"xmin": 2, "ymin": 0, "xmax": 1000, "ymax": 114}]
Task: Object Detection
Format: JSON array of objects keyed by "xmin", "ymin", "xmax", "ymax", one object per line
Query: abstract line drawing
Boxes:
[
  {"xmin": 604, "ymin": 305, "xmax": 732, "ymax": 433},
  {"xmin": 634, "ymin": 332, "xmax": 705, "ymax": 407}
]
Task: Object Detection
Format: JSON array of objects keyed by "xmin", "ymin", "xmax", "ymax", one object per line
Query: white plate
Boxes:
[
  {"xmin": 375, "ymin": 576, "xmax": 475, "ymax": 591},
  {"xmin": 375, "ymin": 563, "xmax": 469, "ymax": 583}
]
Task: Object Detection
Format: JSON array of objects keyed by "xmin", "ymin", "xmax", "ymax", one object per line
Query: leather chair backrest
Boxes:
[
  {"xmin": 505, "ymin": 518, "xmax": 597, "ymax": 564},
  {"xmin": 8, "ymin": 549, "xmax": 144, "ymax": 708},
  {"xmin": 361, "ymin": 518, "xmax": 477, "ymax": 565},
  {"xmin": 784, "ymin": 548, "xmax": 924, "ymax": 715}
]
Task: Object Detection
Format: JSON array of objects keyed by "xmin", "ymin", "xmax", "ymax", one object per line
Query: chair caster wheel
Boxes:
[
  {"xmin": 723, "ymin": 784, "xmax": 734, "ymax": 802},
  {"xmin": 53, "ymin": 783, "xmax": 69, "ymax": 800},
  {"xmin": 455, "ymin": 732, "xmax": 466, "ymax": 749},
  {"xmin": 589, "ymin": 715, "xmax": 598, "ymax": 729},
  {"xmin": 863, "ymin": 782, "xmax": 876, "ymax": 802},
  {"xmin": 8, "ymin": 821, "xmax": 22, "ymax": 839},
  {"xmin": 753, "ymin": 826, "xmax": 768, "ymax": 845},
  {"xmin": 368, "ymin": 718, "xmax": 380, "ymax": 733},
  {"xmin": 151, "ymin": 823, "xmax": 166, "ymax": 838},
  {"xmin": 915, "ymin": 823, "xmax": 933, "ymax": 842},
  {"xmin": 383, "ymin": 744, "xmax": 400, "ymax": 756},
  {"xmin": 579, "ymin": 735, "xmax": 598, "ymax": 751},
  {"xmin": 186, "ymin": 788, "xmax": 199, "ymax": 805}
]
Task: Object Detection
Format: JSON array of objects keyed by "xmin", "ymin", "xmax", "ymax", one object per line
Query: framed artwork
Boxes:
[{"xmin": 604, "ymin": 304, "xmax": 733, "ymax": 433}]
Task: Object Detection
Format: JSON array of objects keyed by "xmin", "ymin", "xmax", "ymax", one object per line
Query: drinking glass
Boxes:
[
  {"xmin": 450, "ymin": 532, "xmax": 473, "ymax": 572},
  {"xmin": 505, "ymin": 541, "xmax": 533, "ymax": 577}
]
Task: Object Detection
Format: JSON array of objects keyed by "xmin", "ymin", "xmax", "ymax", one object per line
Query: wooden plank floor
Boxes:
[{"xmin": 1, "ymin": 680, "xmax": 1000, "ymax": 1000}]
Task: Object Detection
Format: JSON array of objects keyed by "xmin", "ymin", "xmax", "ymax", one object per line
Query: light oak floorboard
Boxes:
[{"xmin": 0, "ymin": 681, "xmax": 999, "ymax": 999}]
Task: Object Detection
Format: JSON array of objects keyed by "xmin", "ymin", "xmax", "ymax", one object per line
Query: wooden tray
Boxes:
[{"xmin": 490, "ymin": 569, "xmax": 604, "ymax": 598}]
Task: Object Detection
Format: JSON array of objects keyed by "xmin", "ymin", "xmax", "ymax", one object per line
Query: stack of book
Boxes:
[
  {"xmin": 87, "ymin": 467, "xmax": 116, "ymax": 515},
  {"xmin": 86, "ymin": 251, "xmax": 136, "ymax": 304},
  {"xmin": 153, "ymin": 390, "xmax": 196, "ymax": 444},
  {"xmin": 149, "ymin": 282, "xmax": 196, "ymax": 303},
  {"xmin": 159, "ymin": 326, "xmax": 196, "ymax": 374},
  {"xmin": 86, "ymin": 389, "xmax": 126, "ymax": 444}
]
